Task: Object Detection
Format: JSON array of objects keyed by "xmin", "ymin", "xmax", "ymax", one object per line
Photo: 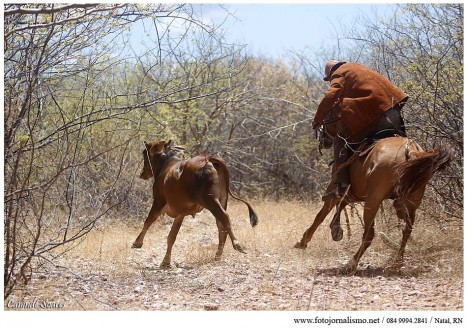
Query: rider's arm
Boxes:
[{"xmin": 312, "ymin": 74, "xmax": 345, "ymax": 128}]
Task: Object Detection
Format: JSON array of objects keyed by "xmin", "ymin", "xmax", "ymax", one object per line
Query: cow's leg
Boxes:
[
  {"xmin": 342, "ymin": 198, "xmax": 379, "ymax": 274},
  {"xmin": 205, "ymin": 199, "xmax": 246, "ymax": 254},
  {"xmin": 132, "ymin": 202, "xmax": 164, "ymax": 248},
  {"xmin": 215, "ymin": 189, "xmax": 229, "ymax": 260},
  {"xmin": 161, "ymin": 215, "xmax": 184, "ymax": 268},
  {"xmin": 214, "ymin": 219, "xmax": 228, "ymax": 260},
  {"xmin": 294, "ymin": 199, "xmax": 337, "ymax": 249},
  {"xmin": 392, "ymin": 198, "xmax": 420, "ymax": 268}
]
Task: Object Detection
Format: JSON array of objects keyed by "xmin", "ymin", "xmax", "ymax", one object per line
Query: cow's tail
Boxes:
[
  {"xmin": 394, "ymin": 146, "xmax": 454, "ymax": 200},
  {"xmin": 210, "ymin": 155, "xmax": 258, "ymax": 227},
  {"xmin": 228, "ymin": 189, "xmax": 259, "ymax": 227}
]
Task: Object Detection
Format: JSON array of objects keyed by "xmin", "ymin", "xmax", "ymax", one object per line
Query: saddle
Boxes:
[{"xmin": 337, "ymin": 130, "xmax": 408, "ymax": 170}]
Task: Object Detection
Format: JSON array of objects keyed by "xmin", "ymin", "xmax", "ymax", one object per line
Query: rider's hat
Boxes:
[{"xmin": 323, "ymin": 60, "xmax": 346, "ymax": 81}]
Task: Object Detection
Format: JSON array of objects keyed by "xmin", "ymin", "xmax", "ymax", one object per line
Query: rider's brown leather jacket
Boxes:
[{"xmin": 313, "ymin": 62, "xmax": 408, "ymax": 136}]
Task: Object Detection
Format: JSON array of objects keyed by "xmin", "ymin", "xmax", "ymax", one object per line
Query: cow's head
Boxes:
[{"xmin": 140, "ymin": 140, "xmax": 185, "ymax": 180}]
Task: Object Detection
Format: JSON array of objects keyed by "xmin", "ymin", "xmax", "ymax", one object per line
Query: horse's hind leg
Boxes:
[
  {"xmin": 342, "ymin": 198, "xmax": 380, "ymax": 274},
  {"xmin": 295, "ymin": 199, "xmax": 337, "ymax": 249},
  {"xmin": 392, "ymin": 198, "xmax": 420, "ymax": 268}
]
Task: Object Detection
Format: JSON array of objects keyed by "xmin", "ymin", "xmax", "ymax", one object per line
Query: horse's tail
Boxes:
[{"xmin": 394, "ymin": 146, "xmax": 454, "ymax": 199}]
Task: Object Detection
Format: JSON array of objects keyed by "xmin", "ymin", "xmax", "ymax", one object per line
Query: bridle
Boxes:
[
  {"xmin": 322, "ymin": 115, "xmax": 341, "ymax": 125},
  {"xmin": 317, "ymin": 126, "xmax": 332, "ymax": 156},
  {"xmin": 317, "ymin": 109, "xmax": 342, "ymax": 156},
  {"xmin": 143, "ymin": 141, "xmax": 156, "ymax": 181}
]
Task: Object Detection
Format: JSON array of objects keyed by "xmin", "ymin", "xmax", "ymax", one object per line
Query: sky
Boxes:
[
  {"xmin": 203, "ymin": 3, "xmax": 397, "ymax": 58},
  {"xmin": 129, "ymin": 3, "xmax": 397, "ymax": 60}
]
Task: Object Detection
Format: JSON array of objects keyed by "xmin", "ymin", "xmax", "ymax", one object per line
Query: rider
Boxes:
[{"xmin": 313, "ymin": 60, "xmax": 409, "ymax": 201}]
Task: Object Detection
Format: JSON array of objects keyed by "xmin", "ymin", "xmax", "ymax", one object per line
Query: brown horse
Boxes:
[{"xmin": 295, "ymin": 109, "xmax": 453, "ymax": 274}]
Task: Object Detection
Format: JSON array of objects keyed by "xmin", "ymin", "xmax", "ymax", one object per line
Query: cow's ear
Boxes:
[
  {"xmin": 150, "ymin": 141, "xmax": 165, "ymax": 155},
  {"xmin": 165, "ymin": 139, "xmax": 175, "ymax": 149}
]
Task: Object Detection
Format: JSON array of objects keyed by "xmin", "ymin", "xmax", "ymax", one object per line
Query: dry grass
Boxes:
[{"xmin": 6, "ymin": 200, "xmax": 463, "ymax": 311}]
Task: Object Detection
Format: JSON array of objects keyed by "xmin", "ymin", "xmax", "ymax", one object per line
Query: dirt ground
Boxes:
[{"xmin": 5, "ymin": 200, "xmax": 464, "ymax": 311}]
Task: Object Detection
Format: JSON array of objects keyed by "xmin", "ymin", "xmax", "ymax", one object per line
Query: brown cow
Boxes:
[{"xmin": 132, "ymin": 140, "xmax": 258, "ymax": 268}]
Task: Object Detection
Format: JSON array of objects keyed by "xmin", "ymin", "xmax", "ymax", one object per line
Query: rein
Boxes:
[{"xmin": 143, "ymin": 141, "xmax": 156, "ymax": 182}]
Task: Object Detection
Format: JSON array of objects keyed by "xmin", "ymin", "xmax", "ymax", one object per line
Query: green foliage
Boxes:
[{"xmin": 4, "ymin": 2, "xmax": 462, "ymax": 300}]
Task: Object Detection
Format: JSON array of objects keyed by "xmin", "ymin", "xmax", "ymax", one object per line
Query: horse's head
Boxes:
[
  {"xmin": 318, "ymin": 104, "xmax": 342, "ymax": 153},
  {"xmin": 318, "ymin": 126, "xmax": 334, "ymax": 151}
]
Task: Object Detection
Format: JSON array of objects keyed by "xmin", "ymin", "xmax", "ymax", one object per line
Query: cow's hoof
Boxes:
[
  {"xmin": 233, "ymin": 242, "xmax": 247, "ymax": 254},
  {"xmin": 331, "ymin": 225, "xmax": 343, "ymax": 242},
  {"xmin": 132, "ymin": 242, "xmax": 143, "ymax": 249},
  {"xmin": 160, "ymin": 261, "xmax": 176, "ymax": 269},
  {"xmin": 294, "ymin": 242, "xmax": 307, "ymax": 249}
]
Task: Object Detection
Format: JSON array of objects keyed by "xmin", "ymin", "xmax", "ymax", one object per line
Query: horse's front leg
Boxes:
[
  {"xmin": 295, "ymin": 198, "xmax": 337, "ymax": 249},
  {"xmin": 329, "ymin": 201, "xmax": 347, "ymax": 242},
  {"xmin": 342, "ymin": 198, "xmax": 379, "ymax": 274}
]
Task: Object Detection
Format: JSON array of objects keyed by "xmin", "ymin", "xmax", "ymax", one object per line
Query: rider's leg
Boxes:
[
  {"xmin": 367, "ymin": 107, "xmax": 407, "ymax": 139},
  {"xmin": 385, "ymin": 107, "xmax": 406, "ymax": 137}
]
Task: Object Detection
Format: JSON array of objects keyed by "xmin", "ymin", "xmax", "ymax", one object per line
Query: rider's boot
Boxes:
[{"xmin": 322, "ymin": 183, "xmax": 350, "ymax": 202}]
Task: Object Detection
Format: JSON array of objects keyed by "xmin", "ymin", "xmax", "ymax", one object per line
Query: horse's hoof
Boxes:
[
  {"xmin": 340, "ymin": 266, "xmax": 355, "ymax": 275},
  {"xmin": 294, "ymin": 242, "xmax": 307, "ymax": 249},
  {"xmin": 331, "ymin": 226, "xmax": 343, "ymax": 242},
  {"xmin": 389, "ymin": 258, "xmax": 404, "ymax": 270},
  {"xmin": 341, "ymin": 259, "xmax": 357, "ymax": 275}
]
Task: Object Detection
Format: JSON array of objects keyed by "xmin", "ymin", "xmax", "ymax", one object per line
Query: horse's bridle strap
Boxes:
[{"xmin": 322, "ymin": 116, "xmax": 342, "ymax": 125}]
